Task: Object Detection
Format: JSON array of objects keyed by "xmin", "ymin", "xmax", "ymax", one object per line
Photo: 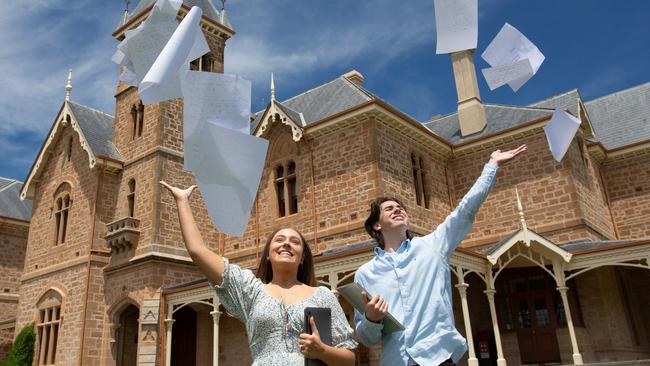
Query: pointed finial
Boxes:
[
  {"xmin": 270, "ymin": 72, "xmax": 276, "ymax": 102},
  {"xmin": 122, "ymin": 0, "xmax": 131, "ymax": 25},
  {"xmin": 515, "ymin": 188, "xmax": 528, "ymax": 232},
  {"xmin": 221, "ymin": 0, "xmax": 226, "ymax": 11},
  {"xmin": 65, "ymin": 69, "xmax": 73, "ymax": 101}
]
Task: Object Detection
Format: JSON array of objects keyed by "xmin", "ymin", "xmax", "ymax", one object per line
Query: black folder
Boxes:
[{"xmin": 304, "ymin": 307, "xmax": 332, "ymax": 366}]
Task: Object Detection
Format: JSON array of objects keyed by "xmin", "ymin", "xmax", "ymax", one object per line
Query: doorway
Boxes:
[{"xmin": 497, "ymin": 268, "xmax": 561, "ymax": 364}]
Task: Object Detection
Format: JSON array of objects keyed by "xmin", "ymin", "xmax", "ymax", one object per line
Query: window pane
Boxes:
[
  {"xmin": 517, "ymin": 300, "xmax": 531, "ymax": 329},
  {"xmin": 288, "ymin": 161, "xmax": 296, "ymax": 175},
  {"xmin": 276, "ymin": 181, "xmax": 285, "ymax": 217},
  {"xmin": 534, "ymin": 298, "xmax": 550, "ymax": 327},
  {"xmin": 289, "ymin": 177, "xmax": 297, "ymax": 214},
  {"xmin": 276, "ymin": 166, "xmax": 284, "ymax": 178}
]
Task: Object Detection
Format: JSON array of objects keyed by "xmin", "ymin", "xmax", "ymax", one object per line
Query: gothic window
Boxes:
[
  {"xmin": 36, "ymin": 290, "xmax": 63, "ymax": 365},
  {"xmin": 127, "ymin": 179, "xmax": 136, "ymax": 218},
  {"xmin": 66, "ymin": 137, "xmax": 73, "ymax": 162},
  {"xmin": 54, "ymin": 194, "xmax": 71, "ymax": 245},
  {"xmin": 411, "ymin": 153, "xmax": 430, "ymax": 209},
  {"xmin": 131, "ymin": 101, "xmax": 145, "ymax": 139},
  {"xmin": 275, "ymin": 161, "xmax": 298, "ymax": 217}
]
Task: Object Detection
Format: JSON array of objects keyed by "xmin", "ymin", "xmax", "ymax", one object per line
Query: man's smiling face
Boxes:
[{"xmin": 373, "ymin": 200, "xmax": 409, "ymax": 233}]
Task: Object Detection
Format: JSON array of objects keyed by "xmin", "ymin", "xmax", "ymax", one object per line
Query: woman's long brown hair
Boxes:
[{"xmin": 255, "ymin": 228, "xmax": 317, "ymax": 286}]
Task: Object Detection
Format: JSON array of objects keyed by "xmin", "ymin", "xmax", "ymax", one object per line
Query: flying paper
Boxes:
[
  {"xmin": 112, "ymin": 0, "xmax": 182, "ymax": 86},
  {"xmin": 434, "ymin": 0, "xmax": 478, "ymax": 54},
  {"xmin": 481, "ymin": 23, "xmax": 545, "ymax": 92},
  {"xmin": 187, "ymin": 121, "xmax": 268, "ymax": 236},
  {"xmin": 481, "ymin": 59, "xmax": 533, "ymax": 91},
  {"xmin": 544, "ymin": 109, "xmax": 581, "ymax": 162},
  {"xmin": 112, "ymin": 0, "xmax": 209, "ymax": 104},
  {"xmin": 140, "ymin": 6, "xmax": 209, "ymax": 104}
]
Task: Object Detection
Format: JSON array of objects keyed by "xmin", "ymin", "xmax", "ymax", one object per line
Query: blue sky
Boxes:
[{"xmin": 1, "ymin": 0, "xmax": 649, "ymax": 182}]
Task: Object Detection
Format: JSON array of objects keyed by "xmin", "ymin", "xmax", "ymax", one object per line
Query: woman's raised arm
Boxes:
[{"xmin": 159, "ymin": 181, "xmax": 225, "ymax": 285}]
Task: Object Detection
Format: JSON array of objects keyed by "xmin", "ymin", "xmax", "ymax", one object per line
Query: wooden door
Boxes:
[
  {"xmin": 512, "ymin": 291, "xmax": 561, "ymax": 364},
  {"xmin": 171, "ymin": 306, "xmax": 197, "ymax": 366}
]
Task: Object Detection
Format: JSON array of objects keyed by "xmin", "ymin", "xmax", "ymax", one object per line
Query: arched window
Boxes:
[
  {"xmin": 127, "ymin": 179, "xmax": 136, "ymax": 218},
  {"xmin": 137, "ymin": 102, "xmax": 144, "ymax": 138},
  {"xmin": 131, "ymin": 101, "xmax": 145, "ymax": 139},
  {"xmin": 54, "ymin": 194, "xmax": 71, "ymax": 245},
  {"xmin": 131, "ymin": 105, "xmax": 138, "ymax": 140},
  {"xmin": 274, "ymin": 161, "xmax": 298, "ymax": 217},
  {"xmin": 66, "ymin": 137, "xmax": 73, "ymax": 162},
  {"xmin": 189, "ymin": 54, "xmax": 213, "ymax": 72},
  {"xmin": 411, "ymin": 153, "xmax": 430, "ymax": 209},
  {"xmin": 36, "ymin": 289, "xmax": 63, "ymax": 365}
]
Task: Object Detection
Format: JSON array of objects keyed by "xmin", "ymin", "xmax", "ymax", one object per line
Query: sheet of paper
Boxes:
[
  {"xmin": 181, "ymin": 70, "xmax": 252, "ymax": 143},
  {"xmin": 434, "ymin": 0, "xmax": 478, "ymax": 54},
  {"xmin": 140, "ymin": 6, "xmax": 210, "ymax": 104},
  {"xmin": 543, "ymin": 109, "xmax": 581, "ymax": 162},
  {"xmin": 481, "ymin": 23, "xmax": 545, "ymax": 91},
  {"xmin": 481, "ymin": 59, "xmax": 533, "ymax": 91},
  {"xmin": 112, "ymin": 0, "xmax": 182, "ymax": 86},
  {"xmin": 186, "ymin": 121, "xmax": 268, "ymax": 236},
  {"xmin": 337, "ymin": 283, "xmax": 405, "ymax": 335}
]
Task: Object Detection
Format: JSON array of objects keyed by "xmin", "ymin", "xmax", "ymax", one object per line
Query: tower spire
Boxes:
[
  {"xmin": 122, "ymin": 0, "xmax": 131, "ymax": 25},
  {"xmin": 270, "ymin": 72, "xmax": 276, "ymax": 102},
  {"xmin": 65, "ymin": 69, "xmax": 73, "ymax": 101}
]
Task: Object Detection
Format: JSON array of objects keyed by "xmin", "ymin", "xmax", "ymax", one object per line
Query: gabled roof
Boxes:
[
  {"xmin": 485, "ymin": 228, "xmax": 572, "ymax": 265},
  {"xmin": 0, "ymin": 178, "xmax": 31, "ymax": 221},
  {"xmin": 251, "ymin": 76, "xmax": 375, "ymax": 133},
  {"xmin": 67, "ymin": 102, "xmax": 122, "ymax": 161},
  {"xmin": 127, "ymin": 0, "xmax": 222, "ymax": 24},
  {"xmin": 585, "ymin": 82, "xmax": 650, "ymax": 149},
  {"xmin": 21, "ymin": 101, "xmax": 122, "ymax": 200},
  {"xmin": 425, "ymin": 104, "xmax": 553, "ymax": 145}
]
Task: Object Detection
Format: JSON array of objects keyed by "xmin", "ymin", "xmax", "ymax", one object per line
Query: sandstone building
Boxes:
[{"xmin": 2, "ymin": 1, "xmax": 650, "ymax": 365}]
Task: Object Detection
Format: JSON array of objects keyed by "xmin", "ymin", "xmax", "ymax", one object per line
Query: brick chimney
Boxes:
[{"xmin": 451, "ymin": 50, "xmax": 486, "ymax": 136}]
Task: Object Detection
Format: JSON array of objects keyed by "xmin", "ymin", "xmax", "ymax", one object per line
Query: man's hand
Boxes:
[
  {"xmin": 361, "ymin": 291, "xmax": 388, "ymax": 323},
  {"xmin": 488, "ymin": 144, "xmax": 527, "ymax": 166},
  {"xmin": 299, "ymin": 316, "xmax": 327, "ymax": 358}
]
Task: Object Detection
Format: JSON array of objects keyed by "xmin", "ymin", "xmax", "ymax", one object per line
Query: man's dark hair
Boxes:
[{"xmin": 365, "ymin": 196, "xmax": 413, "ymax": 249}]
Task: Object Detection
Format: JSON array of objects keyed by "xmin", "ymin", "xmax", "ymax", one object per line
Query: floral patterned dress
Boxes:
[{"xmin": 211, "ymin": 258, "xmax": 357, "ymax": 366}]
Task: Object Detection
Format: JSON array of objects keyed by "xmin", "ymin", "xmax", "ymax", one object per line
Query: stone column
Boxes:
[
  {"xmin": 456, "ymin": 283, "xmax": 479, "ymax": 366},
  {"xmin": 164, "ymin": 318, "xmax": 175, "ymax": 366},
  {"xmin": 557, "ymin": 286, "xmax": 583, "ymax": 365},
  {"xmin": 210, "ymin": 310, "xmax": 222, "ymax": 366},
  {"xmin": 484, "ymin": 289, "xmax": 507, "ymax": 366}
]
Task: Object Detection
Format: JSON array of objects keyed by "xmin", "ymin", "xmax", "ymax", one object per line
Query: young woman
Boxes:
[{"xmin": 160, "ymin": 181, "xmax": 356, "ymax": 366}]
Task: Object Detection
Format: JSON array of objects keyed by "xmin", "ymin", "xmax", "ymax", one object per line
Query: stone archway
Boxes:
[{"xmin": 116, "ymin": 304, "xmax": 139, "ymax": 366}]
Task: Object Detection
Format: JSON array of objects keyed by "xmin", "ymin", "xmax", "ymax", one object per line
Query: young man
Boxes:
[{"xmin": 354, "ymin": 145, "xmax": 527, "ymax": 366}]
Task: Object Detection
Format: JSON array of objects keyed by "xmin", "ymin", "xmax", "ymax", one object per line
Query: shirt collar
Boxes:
[{"xmin": 374, "ymin": 238, "xmax": 411, "ymax": 256}]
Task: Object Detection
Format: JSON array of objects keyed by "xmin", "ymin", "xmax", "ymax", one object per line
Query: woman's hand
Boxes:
[
  {"xmin": 159, "ymin": 181, "xmax": 197, "ymax": 202},
  {"xmin": 299, "ymin": 316, "xmax": 327, "ymax": 359},
  {"xmin": 488, "ymin": 144, "xmax": 527, "ymax": 166}
]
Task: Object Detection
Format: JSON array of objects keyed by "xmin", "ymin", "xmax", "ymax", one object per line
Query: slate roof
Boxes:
[
  {"xmin": 425, "ymin": 104, "xmax": 553, "ymax": 145},
  {"xmin": 585, "ymin": 82, "xmax": 650, "ymax": 149},
  {"xmin": 528, "ymin": 89, "xmax": 581, "ymax": 116},
  {"xmin": 126, "ymin": 0, "xmax": 223, "ymax": 24},
  {"xmin": 559, "ymin": 238, "xmax": 650, "ymax": 253},
  {"xmin": 0, "ymin": 178, "xmax": 32, "ymax": 221},
  {"xmin": 252, "ymin": 76, "xmax": 375, "ymax": 132},
  {"xmin": 68, "ymin": 101, "xmax": 123, "ymax": 161}
]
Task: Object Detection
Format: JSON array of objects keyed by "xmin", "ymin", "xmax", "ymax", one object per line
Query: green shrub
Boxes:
[{"xmin": 1, "ymin": 323, "xmax": 34, "ymax": 366}]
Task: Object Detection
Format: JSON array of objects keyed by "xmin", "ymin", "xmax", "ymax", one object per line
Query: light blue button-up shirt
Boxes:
[{"xmin": 354, "ymin": 163, "xmax": 498, "ymax": 366}]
